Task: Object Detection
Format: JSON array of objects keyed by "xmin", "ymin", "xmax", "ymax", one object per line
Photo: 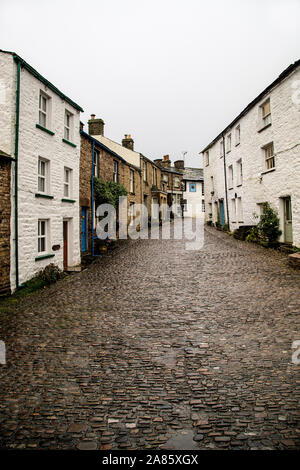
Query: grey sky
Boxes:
[{"xmin": 1, "ymin": 0, "xmax": 299, "ymax": 168}]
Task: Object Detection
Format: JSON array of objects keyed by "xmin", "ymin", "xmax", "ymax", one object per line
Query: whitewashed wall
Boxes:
[
  {"xmin": 204, "ymin": 65, "xmax": 300, "ymax": 247},
  {"xmin": 183, "ymin": 180, "xmax": 205, "ymax": 217},
  {"xmin": 0, "ymin": 53, "xmax": 81, "ymax": 291}
]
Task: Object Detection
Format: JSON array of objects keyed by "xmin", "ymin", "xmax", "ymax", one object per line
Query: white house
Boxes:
[
  {"xmin": 202, "ymin": 59, "xmax": 300, "ymax": 247},
  {"xmin": 0, "ymin": 50, "xmax": 83, "ymax": 292},
  {"xmin": 182, "ymin": 168, "xmax": 205, "ymax": 218}
]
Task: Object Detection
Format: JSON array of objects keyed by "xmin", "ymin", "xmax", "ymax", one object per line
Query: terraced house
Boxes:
[
  {"xmin": 0, "ymin": 50, "xmax": 83, "ymax": 292},
  {"xmin": 202, "ymin": 59, "xmax": 300, "ymax": 248},
  {"xmin": 80, "ymin": 118, "xmax": 141, "ymax": 256}
]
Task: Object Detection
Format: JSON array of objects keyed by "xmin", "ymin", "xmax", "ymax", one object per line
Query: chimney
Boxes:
[
  {"xmin": 174, "ymin": 160, "xmax": 184, "ymax": 170},
  {"xmin": 159, "ymin": 154, "xmax": 171, "ymax": 168},
  {"xmin": 88, "ymin": 114, "xmax": 105, "ymax": 136},
  {"xmin": 154, "ymin": 159, "xmax": 162, "ymax": 166},
  {"xmin": 122, "ymin": 134, "xmax": 134, "ymax": 151},
  {"xmin": 80, "ymin": 121, "xmax": 84, "ymax": 131}
]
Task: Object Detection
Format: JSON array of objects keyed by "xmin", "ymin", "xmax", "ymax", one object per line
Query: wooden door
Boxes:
[{"xmin": 284, "ymin": 197, "xmax": 293, "ymax": 244}]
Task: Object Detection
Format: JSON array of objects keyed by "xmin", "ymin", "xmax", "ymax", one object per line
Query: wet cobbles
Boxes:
[{"xmin": 0, "ymin": 222, "xmax": 299, "ymax": 450}]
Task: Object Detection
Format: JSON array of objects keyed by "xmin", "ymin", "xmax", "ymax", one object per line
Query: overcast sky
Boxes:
[{"xmin": 1, "ymin": 0, "xmax": 299, "ymax": 167}]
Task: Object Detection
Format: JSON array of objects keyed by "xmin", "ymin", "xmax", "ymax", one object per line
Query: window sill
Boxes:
[
  {"xmin": 226, "ymin": 150, "xmax": 231, "ymax": 154},
  {"xmin": 228, "ymin": 187, "xmax": 233, "ymax": 190},
  {"xmin": 36, "ymin": 124, "xmax": 55, "ymax": 135},
  {"xmin": 35, "ymin": 193, "xmax": 54, "ymax": 199},
  {"xmin": 61, "ymin": 198, "xmax": 76, "ymax": 203},
  {"xmin": 238, "ymin": 221, "xmax": 244, "ymax": 223},
  {"xmin": 261, "ymin": 168, "xmax": 276, "ymax": 175},
  {"xmin": 235, "ymin": 142, "xmax": 240, "ymax": 147},
  {"xmin": 35, "ymin": 253, "xmax": 55, "ymax": 261},
  {"xmin": 258, "ymin": 122, "xmax": 272, "ymax": 133},
  {"xmin": 62, "ymin": 138, "xmax": 77, "ymax": 148},
  {"xmin": 236, "ymin": 184, "xmax": 242, "ymax": 187}
]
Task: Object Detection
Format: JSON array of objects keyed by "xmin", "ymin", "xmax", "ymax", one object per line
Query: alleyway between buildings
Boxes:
[{"xmin": 0, "ymin": 222, "xmax": 299, "ymax": 450}]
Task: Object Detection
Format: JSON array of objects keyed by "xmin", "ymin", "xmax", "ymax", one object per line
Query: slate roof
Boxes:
[{"xmin": 182, "ymin": 167, "xmax": 204, "ymax": 181}]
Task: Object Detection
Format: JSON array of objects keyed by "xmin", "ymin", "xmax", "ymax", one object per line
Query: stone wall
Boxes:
[{"xmin": 0, "ymin": 158, "xmax": 11, "ymax": 295}]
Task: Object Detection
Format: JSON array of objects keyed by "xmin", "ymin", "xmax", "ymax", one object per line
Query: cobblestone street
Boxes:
[{"xmin": 0, "ymin": 223, "xmax": 299, "ymax": 450}]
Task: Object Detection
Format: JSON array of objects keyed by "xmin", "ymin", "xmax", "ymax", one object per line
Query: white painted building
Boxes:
[
  {"xmin": 182, "ymin": 168, "xmax": 205, "ymax": 218},
  {"xmin": 0, "ymin": 50, "xmax": 83, "ymax": 291},
  {"xmin": 202, "ymin": 60, "xmax": 300, "ymax": 247}
]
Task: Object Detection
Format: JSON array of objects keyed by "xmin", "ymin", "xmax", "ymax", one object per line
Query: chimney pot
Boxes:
[{"xmin": 91, "ymin": 114, "xmax": 95, "ymax": 120}]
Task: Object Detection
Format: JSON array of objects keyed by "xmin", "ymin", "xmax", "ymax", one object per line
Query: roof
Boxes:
[
  {"xmin": 201, "ymin": 59, "xmax": 300, "ymax": 153},
  {"xmin": 91, "ymin": 134, "xmax": 141, "ymax": 167},
  {"xmin": 0, "ymin": 49, "xmax": 83, "ymax": 112},
  {"xmin": 0, "ymin": 149, "xmax": 13, "ymax": 161},
  {"xmin": 182, "ymin": 167, "xmax": 204, "ymax": 181},
  {"xmin": 159, "ymin": 166, "xmax": 183, "ymax": 175},
  {"xmin": 80, "ymin": 131, "xmax": 140, "ymax": 171}
]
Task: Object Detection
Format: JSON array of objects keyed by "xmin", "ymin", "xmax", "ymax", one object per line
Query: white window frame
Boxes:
[
  {"xmin": 231, "ymin": 198, "xmax": 236, "ymax": 221},
  {"xmin": 237, "ymin": 197, "xmax": 243, "ymax": 221},
  {"xmin": 263, "ymin": 142, "xmax": 275, "ymax": 170},
  {"xmin": 261, "ymin": 98, "xmax": 271, "ymax": 127},
  {"xmin": 235, "ymin": 125, "xmax": 240, "ymax": 145},
  {"xmin": 205, "ymin": 151, "xmax": 209, "ymax": 166},
  {"xmin": 38, "ymin": 157, "xmax": 49, "ymax": 193},
  {"xmin": 38, "ymin": 219, "xmax": 48, "ymax": 254},
  {"xmin": 130, "ymin": 169, "xmax": 134, "ymax": 193},
  {"xmin": 227, "ymin": 134, "xmax": 231, "ymax": 152},
  {"xmin": 64, "ymin": 167, "xmax": 72, "ymax": 198},
  {"xmin": 237, "ymin": 159, "xmax": 243, "ymax": 186},
  {"xmin": 175, "ymin": 176, "xmax": 180, "ymax": 188},
  {"xmin": 113, "ymin": 161, "xmax": 118, "ymax": 183},
  {"xmin": 129, "ymin": 202, "xmax": 135, "ymax": 226},
  {"xmin": 39, "ymin": 91, "xmax": 48, "ymax": 128},
  {"xmin": 94, "ymin": 149, "xmax": 99, "ymax": 178},
  {"xmin": 143, "ymin": 161, "xmax": 147, "ymax": 182},
  {"xmin": 228, "ymin": 165, "xmax": 233, "ymax": 188},
  {"xmin": 64, "ymin": 110, "xmax": 72, "ymax": 141},
  {"xmin": 220, "ymin": 140, "xmax": 224, "ymax": 157}
]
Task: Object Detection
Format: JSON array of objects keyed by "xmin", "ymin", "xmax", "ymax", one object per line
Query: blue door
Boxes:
[
  {"xmin": 219, "ymin": 200, "xmax": 225, "ymax": 226},
  {"xmin": 81, "ymin": 207, "xmax": 87, "ymax": 252}
]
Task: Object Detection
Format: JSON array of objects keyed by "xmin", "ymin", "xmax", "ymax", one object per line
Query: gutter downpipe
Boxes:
[
  {"xmin": 14, "ymin": 57, "xmax": 21, "ymax": 289},
  {"xmin": 222, "ymin": 132, "xmax": 230, "ymax": 229},
  {"xmin": 90, "ymin": 140, "xmax": 102, "ymax": 257}
]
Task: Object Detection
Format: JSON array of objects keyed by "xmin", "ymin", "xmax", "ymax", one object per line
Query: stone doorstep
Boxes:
[
  {"xmin": 66, "ymin": 265, "xmax": 82, "ymax": 272},
  {"xmin": 288, "ymin": 253, "xmax": 300, "ymax": 268}
]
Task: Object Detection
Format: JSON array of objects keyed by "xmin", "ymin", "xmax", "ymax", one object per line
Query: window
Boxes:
[
  {"xmin": 220, "ymin": 140, "xmax": 224, "ymax": 157},
  {"xmin": 129, "ymin": 202, "xmax": 135, "ymax": 226},
  {"xmin": 113, "ymin": 161, "xmax": 118, "ymax": 182},
  {"xmin": 237, "ymin": 159, "xmax": 243, "ymax": 185},
  {"xmin": 228, "ymin": 165, "xmax": 233, "ymax": 188},
  {"xmin": 94, "ymin": 149, "xmax": 99, "ymax": 178},
  {"xmin": 235, "ymin": 125, "xmax": 240, "ymax": 145},
  {"xmin": 205, "ymin": 151, "xmax": 209, "ymax": 166},
  {"xmin": 39, "ymin": 92, "xmax": 48, "ymax": 127},
  {"xmin": 261, "ymin": 99, "xmax": 271, "ymax": 127},
  {"xmin": 202, "ymin": 182, "xmax": 204, "ymax": 196},
  {"xmin": 64, "ymin": 167, "xmax": 72, "ymax": 198},
  {"xmin": 202, "ymin": 200, "xmax": 205, "ymax": 212},
  {"xmin": 183, "ymin": 199, "xmax": 187, "ymax": 212},
  {"xmin": 227, "ymin": 134, "xmax": 231, "ymax": 152},
  {"xmin": 182, "ymin": 181, "xmax": 186, "ymax": 191},
  {"xmin": 237, "ymin": 197, "xmax": 243, "ymax": 221},
  {"xmin": 153, "ymin": 167, "xmax": 157, "ymax": 186},
  {"xmin": 130, "ymin": 169, "xmax": 134, "ymax": 193},
  {"xmin": 231, "ymin": 198, "xmax": 236, "ymax": 221},
  {"xmin": 263, "ymin": 142, "xmax": 275, "ymax": 170},
  {"xmin": 38, "ymin": 219, "xmax": 47, "ymax": 253},
  {"xmin": 64, "ymin": 110, "xmax": 72, "ymax": 141},
  {"xmin": 211, "ymin": 176, "xmax": 214, "ymax": 192},
  {"xmin": 175, "ymin": 176, "xmax": 180, "ymax": 187},
  {"xmin": 189, "ymin": 183, "xmax": 196, "ymax": 192},
  {"xmin": 38, "ymin": 157, "xmax": 49, "ymax": 193},
  {"xmin": 143, "ymin": 161, "xmax": 147, "ymax": 182},
  {"xmin": 163, "ymin": 174, "xmax": 169, "ymax": 183}
]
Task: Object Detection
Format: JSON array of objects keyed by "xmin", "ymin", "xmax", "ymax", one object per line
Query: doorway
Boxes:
[
  {"xmin": 63, "ymin": 220, "xmax": 68, "ymax": 269},
  {"xmin": 283, "ymin": 197, "xmax": 293, "ymax": 244},
  {"xmin": 81, "ymin": 207, "xmax": 87, "ymax": 252},
  {"xmin": 219, "ymin": 200, "xmax": 225, "ymax": 226}
]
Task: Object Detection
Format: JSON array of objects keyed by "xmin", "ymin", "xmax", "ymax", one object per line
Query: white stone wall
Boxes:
[
  {"xmin": 0, "ymin": 53, "xmax": 81, "ymax": 291},
  {"xmin": 183, "ymin": 180, "xmax": 205, "ymax": 217},
  {"xmin": 203, "ymin": 65, "xmax": 300, "ymax": 247}
]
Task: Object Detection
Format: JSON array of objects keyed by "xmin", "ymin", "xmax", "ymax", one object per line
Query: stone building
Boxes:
[
  {"xmin": 80, "ymin": 120, "xmax": 141, "ymax": 255},
  {"xmin": 202, "ymin": 59, "xmax": 300, "ymax": 247},
  {"xmin": 0, "ymin": 50, "xmax": 83, "ymax": 292},
  {"xmin": 154, "ymin": 155, "xmax": 184, "ymax": 217},
  {"xmin": 182, "ymin": 168, "xmax": 204, "ymax": 218},
  {"xmin": 0, "ymin": 151, "xmax": 12, "ymax": 295}
]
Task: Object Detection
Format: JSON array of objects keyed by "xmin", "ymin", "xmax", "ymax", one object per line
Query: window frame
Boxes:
[
  {"xmin": 94, "ymin": 149, "xmax": 99, "ymax": 178},
  {"xmin": 189, "ymin": 183, "xmax": 196, "ymax": 192},
  {"xmin": 130, "ymin": 169, "xmax": 134, "ymax": 194},
  {"xmin": 38, "ymin": 219, "xmax": 47, "ymax": 254},
  {"xmin": 261, "ymin": 98, "xmax": 271, "ymax": 127},
  {"xmin": 227, "ymin": 133, "xmax": 232, "ymax": 153},
  {"xmin": 235, "ymin": 125, "xmax": 240, "ymax": 146},
  {"xmin": 113, "ymin": 161, "xmax": 118, "ymax": 183},
  {"xmin": 39, "ymin": 91, "xmax": 48, "ymax": 128},
  {"xmin": 64, "ymin": 167, "xmax": 72, "ymax": 198},
  {"xmin": 205, "ymin": 151, "xmax": 209, "ymax": 166},
  {"xmin": 236, "ymin": 159, "xmax": 243, "ymax": 186},
  {"xmin": 263, "ymin": 142, "xmax": 275, "ymax": 170},
  {"xmin": 38, "ymin": 157, "xmax": 49, "ymax": 194},
  {"xmin": 228, "ymin": 164, "xmax": 233, "ymax": 189},
  {"xmin": 64, "ymin": 109, "xmax": 72, "ymax": 141}
]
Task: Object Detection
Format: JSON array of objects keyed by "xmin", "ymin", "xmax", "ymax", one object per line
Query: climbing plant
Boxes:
[{"xmin": 93, "ymin": 178, "xmax": 127, "ymax": 208}]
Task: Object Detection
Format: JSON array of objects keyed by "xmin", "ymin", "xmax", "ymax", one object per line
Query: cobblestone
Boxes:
[{"xmin": 0, "ymin": 222, "xmax": 299, "ymax": 450}]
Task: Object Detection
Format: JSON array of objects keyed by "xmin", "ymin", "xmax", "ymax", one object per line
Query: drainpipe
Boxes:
[
  {"xmin": 222, "ymin": 132, "xmax": 230, "ymax": 229},
  {"xmin": 14, "ymin": 57, "xmax": 21, "ymax": 289},
  {"xmin": 91, "ymin": 140, "xmax": 95, "ymax": 256}
]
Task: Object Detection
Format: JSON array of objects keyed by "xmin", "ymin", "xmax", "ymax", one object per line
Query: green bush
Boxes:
[
  {"xmin": 258, "ymin": 202, "xmax": 282, "ymax": 243},
  {"xmin": 93, "ymin": 178, "xmax": 127, "ymax": 208},
  {"xmin": 245, "ymin": 226, "xmax": 261, "ymax": 243},
  {"xmin": 37, "ymin": 263, "xmax": 63, "ymax": 285}
]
